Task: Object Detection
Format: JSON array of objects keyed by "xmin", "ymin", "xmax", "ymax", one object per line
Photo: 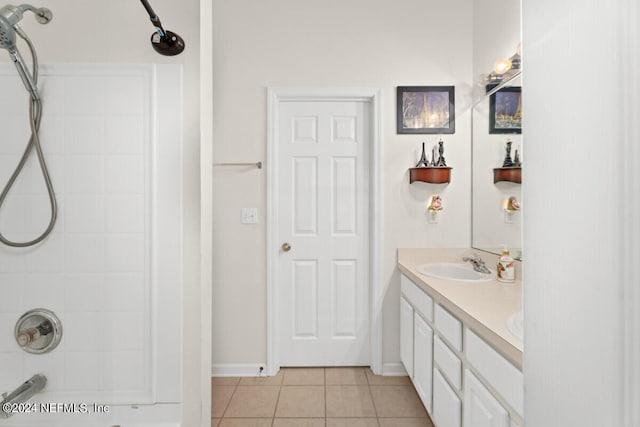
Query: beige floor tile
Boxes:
[
  {"xmin": 282, "ymin": 367, "xmax": 325, "ymax": 385},
  {"xmin": 378, "ymin": 419, "xmax": 434, "ymax": 427},
  {"xmin": 326, "ymin": 418, "xmax": 380, "ymax": 426},
  {"xmin": 326, "ymin": 385, "xmax": 376, "ymax": 418},
  {"xmin": 211, "ymin": 418, "xmax": 221, "ymax": 427},
  {"xmin": 369, "ymin": 386, "xmax": 428, "ymax": 418},
  {"xmin": 212, "ymin": 377, "xmax": 241, "ymax": 386},
  {"xmin": 365, "ymin": 369, "xmax": 411, "ymax": 385},
  {"xmin": 240, "ymin": 369, "xmax": 284, "ymax": 386},
  {"xmin": 224, "ymin": 385, "xmax": 280, "ymax": 418},
  {"xmin": 212, "ymin": 385, "xmax": 236, "ymax": 418},
  {"xmin": 273, "ymin": 418, "xmax": 326, "ymax": 426},
  {"xmin": 325, "ymin": 367, "xmax": 368, "ymax": 385},
  {"xmin": 275, "ymin": 385, "xmax": 325, "ymax": 418},
  {"xmin": 218, "ymin": 419, "xmax": 273, "ymax": 427}
]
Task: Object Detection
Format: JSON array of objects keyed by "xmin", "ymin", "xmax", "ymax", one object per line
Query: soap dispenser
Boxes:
[{"xmin": 497, "ymin": 246, "xmax": 515, "ymax": 283}]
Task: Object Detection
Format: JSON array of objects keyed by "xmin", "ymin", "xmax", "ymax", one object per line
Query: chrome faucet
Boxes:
[
  {"xmin": 463, "ymin": 254, "xmax": 491, "ymax": 274},
  {"xmin": 0, "ymin": 374, "xmax": 47, "ymax": 418}
]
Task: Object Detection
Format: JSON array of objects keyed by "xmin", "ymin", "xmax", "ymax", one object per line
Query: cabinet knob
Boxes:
[{"xmin": 281, "ymin": 242, "xmax": 291, "ymax": 252}]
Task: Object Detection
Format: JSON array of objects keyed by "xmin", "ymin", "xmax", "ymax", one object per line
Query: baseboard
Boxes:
[
  {"xmin": 211, "ymin": 363, "xmax": 268, "ymax": 377},
  {"xmin": 382, "ymin": 362, "xmax": 409, "ymax": 376}
]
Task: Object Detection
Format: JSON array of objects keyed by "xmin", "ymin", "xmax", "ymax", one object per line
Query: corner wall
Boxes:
[{"xmin": 211, "ymin": 0, "xmax": 473, "ymax": 372}]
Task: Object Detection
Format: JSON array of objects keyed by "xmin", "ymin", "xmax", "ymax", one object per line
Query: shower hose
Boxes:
[{"xmin": 0, "ymin": 31, "xmax": 57, "ymax": 247}]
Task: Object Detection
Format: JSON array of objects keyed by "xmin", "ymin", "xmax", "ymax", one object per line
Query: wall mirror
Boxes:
[{"xmin": 471, "ymin": 0, "xmax": 523, "ymax": 260}]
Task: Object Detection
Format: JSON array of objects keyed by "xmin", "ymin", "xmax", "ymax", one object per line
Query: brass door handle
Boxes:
[{"xmin": 281, "ymin": 243, "xmax": 291, "ymax": 252}]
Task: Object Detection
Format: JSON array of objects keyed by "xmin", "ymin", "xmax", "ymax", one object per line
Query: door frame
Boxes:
[{"xmin": 266, "ymin": 87, "xmax": 383, "ymax": 375}]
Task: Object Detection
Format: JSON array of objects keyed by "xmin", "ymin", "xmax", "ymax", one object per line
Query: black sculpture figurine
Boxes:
[
  {"xmin": 502, "ymin": 140, "xmax": 514, "ymax": 167},
  {"xmin": 513, "ymin": 149, "xmax": 521, "ymax": 167},
  {"xmin": 416, "ymin": 142, "xmax": 430, "ymax": 167},
  {"xmin": 436, "ymin": 139, "xmax": 447, "ymax": 167}
]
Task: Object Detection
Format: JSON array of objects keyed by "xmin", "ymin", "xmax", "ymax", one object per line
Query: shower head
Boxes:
[
  {"xmin": 139, "ymin": 0, "xmax": 185, "ymax": 56},
  {"xmin": 0, "ymin": 4, "xmax": 52, "ymax": 100}
]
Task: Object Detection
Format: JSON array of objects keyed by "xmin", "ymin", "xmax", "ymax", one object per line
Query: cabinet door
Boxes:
[
  {"xmin": 400, "ymin": 296, "xmax": 414, "ymax": 377},
  {"xmin": 413, "ymin": 313, "xmax": 434, "ymax": 413},
  {"xmin": 464, "ymin": 369, "xmax": 509, "ymax": 427},
  {"xmin": 433, "ymin": 368, "xmax": 461, "ymax": 427}
]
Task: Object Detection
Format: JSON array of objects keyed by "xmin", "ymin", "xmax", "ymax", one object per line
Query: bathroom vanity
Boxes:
[{"xmin": 397, "ymin": 248, "xmax": 523, "ymax": 427}]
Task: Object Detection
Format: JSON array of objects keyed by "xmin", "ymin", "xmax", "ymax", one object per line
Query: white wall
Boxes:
[
  {"xmin": 523, "ymin": 0, "xmax": 639, "ymax": 425},
  {"xmin": 0, "ymin": 0, "xmax": 203, "ymax": 423},
  {"xmin": 211, "ymin": 0, "xmax": 473, "ymax": 372}
]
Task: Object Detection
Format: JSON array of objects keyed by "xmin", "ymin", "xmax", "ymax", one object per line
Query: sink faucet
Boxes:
[{"xmin": 463, "ymin": 254, "xmax": 491, "ymax": 274}]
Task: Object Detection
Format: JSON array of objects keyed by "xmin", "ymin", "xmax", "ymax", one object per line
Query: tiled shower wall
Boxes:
[{"xmin": 0, "ymin": 64, "xmax": 181, "ymax": 407}]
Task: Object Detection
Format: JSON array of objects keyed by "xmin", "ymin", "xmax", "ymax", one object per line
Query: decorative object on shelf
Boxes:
[
  {"xmin": 409, "ymin": 140, "xmax": 452, "ymax": 183},
  {"xmin": 416, "ymin": 142, "xmax": 431, "ymax": 167},
  {"xmin": 489, "ymin": 86, "xmax": 522, "ymax": 134},
  {"xmin": 502, "ymin": 140, "xmax": 514, "ymax": 167},
  {"xmin": 513, "ymin": 149, "xmax": 521, "ymax": 166},
  {"xmin": 397, "ymin": 86, "xmax": 455, "ymax": 134}
]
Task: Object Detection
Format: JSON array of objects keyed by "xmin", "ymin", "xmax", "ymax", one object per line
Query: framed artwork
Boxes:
[
  {"xmin": 489, "ymin": 86, "xmax": 522, "ymax": 134},
  {"xmin": 397, "ymin": 86, "xmax": 455, "ymax": 134}
]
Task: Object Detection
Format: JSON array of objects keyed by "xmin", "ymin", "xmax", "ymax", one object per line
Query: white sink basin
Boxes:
[
  {"xmin": 506, "ymin": 311, "xmax": 523, "ymax": 341},
  {"xmin": 415, "ymin": 262, "xmax": 494, "ymax": 282}
]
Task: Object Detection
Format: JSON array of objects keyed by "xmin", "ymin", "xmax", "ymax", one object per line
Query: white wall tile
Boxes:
[
  {"xmin": 24, "ymin": 352, "xmax": 65, "ymax": 392},
  {"xmin": 64, "ymin": 115, "xmax": 105, "ymax": 155},
  {"xmin": 64, "ymin": 234, "xmax": 105, "ymax": 273},
  {"xmin": 64, "ymin": 76, "xmax": 105, "ymax": 116},
  {"xmin": 0, "ymin": 74, "xmax": 27, "ymax": 114},
  {"xmin": 39, "ymin": 114, "xmax": 66, "ymax": 155},
  {"xmin": 0, "ymin": 274, "xmax": 24, "ymax": 313},
  {"xmin": 103, "ymin": 351, "xmax": 145, "ymax": 391},
  {"xmin": 23, "ymin": 195, "xmax": 60, "ymax": 234},
  {"xmin": 39, "ymin": 75, "xmax": 65, "ymax": 116},
  {"xmin": 64, "ymin": 351, "xmax": 105, "ymax": 391},
  {"xmin": 0, "ymin": 352, "xmax": 24, "ymax": 386},
  {"xmin": 105, "ymin": 195, "xmax": 145, "ymax": 233},
  {"xmin": 103, "ymin": 312, "xmax": 145, "ymax": 351},
  {"xmin": 65, "ymin": 195, "xmax": 105, "ymax": 233},
  {"xmin": 104, "ymin": 273, "xmax": 145, "ymax": 311},
  {"xmin": 24, "ymin": 273, "xmax": 65, "ymax": 313},
  {"xmin": 105, "ymin": 155, "xmax": 144, "ymax": 194},
  {"xmin": 23, "ymin": 233, "xmax": 65, "ymax": 273},
  {"xmin": 106, "ymin": 76, "xmax": 145, "ymax": 115},
  {"xmin": 105, "ymin": 115, "xmax": 146, "ymax": 155},
  {"xmin": 64, "ymin": 312, "xmax": 104, "ymax": 352},
  {"xmin": 0, "ymin": 314, "xmax": 20, "ymax": 352},
  {"xmin": 65, "ymin": 274, "xmax": 104, "ymax": 312},
  {"xmin": 0, "ymin": 195, "xmax": 26, "ymax": 233},
  {"xmin": 0, "ymin": 115, "xmax": 30, "ymax": 155},
  {"xmin": 0, "ymin": 246, "xmax": 26, "ymax": 273},
  {"xmin": 105, "ymin": 234, "xmax": 144, "ymax": 272},
  {"xmin": 64, "ymin": 155, "xmax": 104, "ymax": 194}
]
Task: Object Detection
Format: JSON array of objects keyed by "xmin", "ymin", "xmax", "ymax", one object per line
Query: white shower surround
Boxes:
[{"xmin": 0, "ymin": 64, "xmax": 182, "ymax": 425}]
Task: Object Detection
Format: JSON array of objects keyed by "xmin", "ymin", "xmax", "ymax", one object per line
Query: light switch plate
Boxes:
[{"xmin": 242, "ymin": 208, "xmax": 258, "ymax": 224}]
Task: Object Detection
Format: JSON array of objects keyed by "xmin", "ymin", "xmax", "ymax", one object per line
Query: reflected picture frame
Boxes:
[
  {"xmin": 397, "ymin": 86, "xmax": 455, "ymax": 134},
  {"xmin": 489, "ymin": 86, "xmax": 522, "ymax": 134}
]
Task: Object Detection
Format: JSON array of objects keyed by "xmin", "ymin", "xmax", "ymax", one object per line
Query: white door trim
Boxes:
[{"xmin": 266, "ymin": 87, "xmax": 383, "ymax": 375}]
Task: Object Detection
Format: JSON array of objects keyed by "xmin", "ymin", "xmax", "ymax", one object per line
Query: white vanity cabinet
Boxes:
[
  {"xmin": 400, "ymin": 274, "xmax": 434, "ymax": 412},
  {"xmin": 399, "ymin": 273, "xmax": 523, "ymax": 427}
]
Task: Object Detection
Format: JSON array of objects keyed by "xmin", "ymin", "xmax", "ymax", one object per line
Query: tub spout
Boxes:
[{"xmin": 0, "ymin": 374, "xmax": 47, "ymax": 418}]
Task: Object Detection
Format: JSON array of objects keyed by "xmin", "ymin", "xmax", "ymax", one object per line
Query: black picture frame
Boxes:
[
  {"xmin": 489, "ymin": 86, "xmax": 522, "ymax": 134},
  {"xmin": 397, "ymin": 86, "xmax": 455, "ymax": 134}
]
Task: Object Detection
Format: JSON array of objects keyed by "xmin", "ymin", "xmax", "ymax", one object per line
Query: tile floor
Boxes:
[{"xmin": 212, "ymin": 367, "xmax": 436, "ymax": 427}]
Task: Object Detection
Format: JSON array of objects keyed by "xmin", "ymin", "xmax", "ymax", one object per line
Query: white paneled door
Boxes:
[{"xmin": 277, "ymin": 99, "xmax": 370, "ymax": 366}]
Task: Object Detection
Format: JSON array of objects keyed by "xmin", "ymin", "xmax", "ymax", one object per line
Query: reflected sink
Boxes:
[
  {"xmin": 415, "ymin": 262, "xmax": 495, "ymax": 282},
  {"xmin": 506, "ymin": 311, "xmax": 524, "ymax": 341}
]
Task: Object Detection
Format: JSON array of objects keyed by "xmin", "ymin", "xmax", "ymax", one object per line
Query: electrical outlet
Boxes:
[{"xmin": 241, "ymin": 208, "xmax": 258, "ymax": 224}]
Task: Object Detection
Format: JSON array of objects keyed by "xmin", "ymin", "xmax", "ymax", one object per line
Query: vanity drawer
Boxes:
[
  {"xmin": 401, "ymin": 274, "xmax": 433, "ymax": 322},
  {"xmin": 434, "ymin": 334, "xmax": 462, "ymax": 391},
  {"xmin": 465, "ymin": 329, "xmax": 523, "ymax": 417},
  {"xmin": 434, "ymin": 304, "xmax": 462, "ymax": 351}
]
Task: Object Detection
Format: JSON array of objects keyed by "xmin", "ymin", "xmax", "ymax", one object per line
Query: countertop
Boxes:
[{"xmin": 397, "ymin": 248, "xmax": 523, "ymax": 369}]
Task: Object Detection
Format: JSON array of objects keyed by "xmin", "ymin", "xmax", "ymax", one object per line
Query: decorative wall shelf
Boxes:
[
  {"xmin": 409, "ymin": 167, "xmax": 452, "ymax": 184},
  {"xmin": 493, "ymin": 167, "xmax": 521, "ymax": 184}
]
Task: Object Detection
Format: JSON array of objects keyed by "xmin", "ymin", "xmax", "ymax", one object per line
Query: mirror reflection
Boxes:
[{"xmin": 471, "ymin": 0, "xmax": 522, "ymax": 259}]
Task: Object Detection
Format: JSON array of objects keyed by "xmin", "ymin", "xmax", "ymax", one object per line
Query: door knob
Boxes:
[{"xmin": 281, "ymin": 242, "xmax": 291, "ymax": 252}]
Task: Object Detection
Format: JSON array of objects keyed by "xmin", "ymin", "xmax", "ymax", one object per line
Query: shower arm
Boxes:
[{"xmin": 139, "ymin": 0, "xmax": 168, "ymax": 39}]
